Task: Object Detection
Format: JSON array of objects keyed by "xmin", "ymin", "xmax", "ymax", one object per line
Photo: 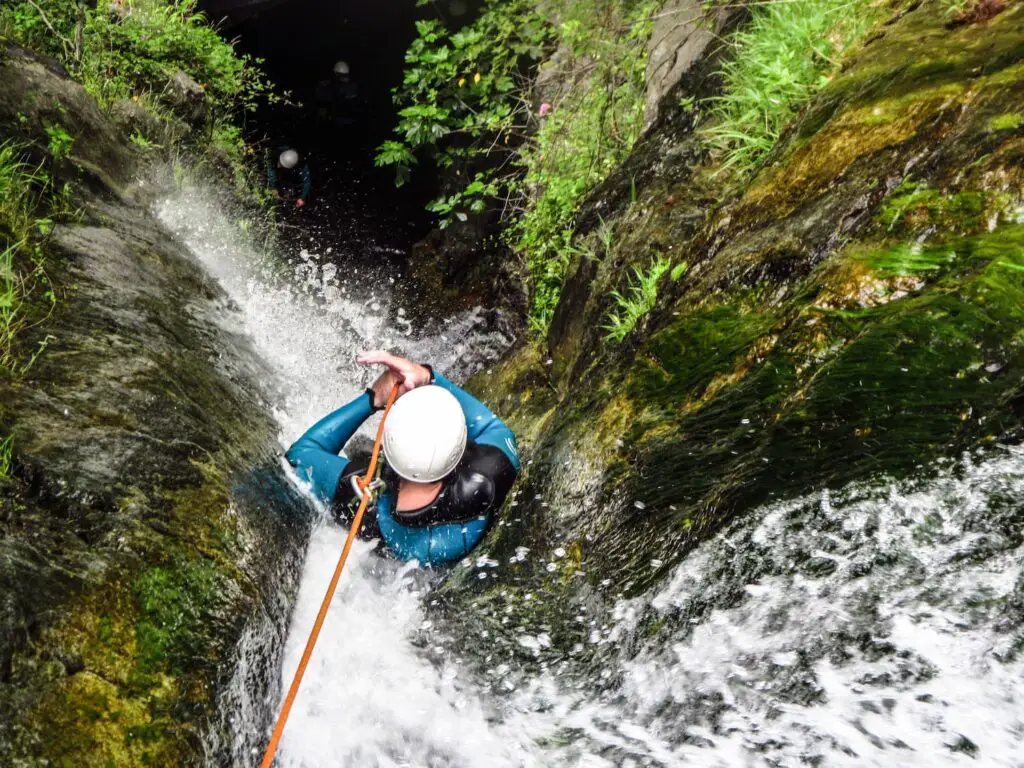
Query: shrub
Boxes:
[{"xmin": 382, "ymin": 0, "xmax": 657, "ymax": 333}]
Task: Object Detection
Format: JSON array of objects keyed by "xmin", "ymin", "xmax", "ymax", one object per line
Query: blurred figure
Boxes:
[
  {"xmin": 315, "ymin": 60, "xmax": 360, "ymax": 128},
  {"xmin": 267, "ymin": 146, "xmax": 312, "ymax": 209}
]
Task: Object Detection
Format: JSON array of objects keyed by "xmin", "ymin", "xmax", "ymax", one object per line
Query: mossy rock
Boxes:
[
  {"xmin": 438, "ymin": 0, "xmax": 1024, "ymax": 671},
  {"xmin": 0, "ymin": 57, "xmax": 311, "ymax": 764}
]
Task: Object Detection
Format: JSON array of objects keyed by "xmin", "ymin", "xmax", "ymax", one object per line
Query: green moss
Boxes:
[
  {"xmin": 744, "ymin": 6, "xmax": 1024, "ymax": 224},
  {"xmin": 988, "ymin": 112, "xmax": 1023, "ymax": 132},
  {"xmin": 133, "ymin": 561, "xmax": 221, "ymax": 675},
  {"xmin": 628, "ymin": 301, "xmax": 779, "ymax": 415},
  {"xmin": 875, "ymin": 183, "xmax": 1010, "ymax": 236}
]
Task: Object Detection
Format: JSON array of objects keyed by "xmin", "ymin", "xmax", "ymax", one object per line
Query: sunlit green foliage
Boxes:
[
  {"xmin": 703, "ymin": 0, "xmax": 875, "ymax": 176},
  {"xmin": 0, "ymin": 433, "xmax": 13, "ymax": 484},
  {"xmin": 0, "ymin": 141, "xmax": 58, "ymax": 377},
  {"xmin": 514, "ymin": 2, "xmax": 656, "ymax": 332},
  {"xmin": 0, "ymin": 0, "xmax": 273, "ymax": 194},
  {"xmin": 604, "ymin": 257, "xmax": 680, "ymax": 343},
  {"xmin": 376, "ymin": 0, "xmax": 549, "ymax": 213},
  {"xmin": 44, "ymin": 124, "xmax": 74, "ymax": 162},
  {"xmin": 383, "ymin": 0, "xmax": 657, "ymax": 332},
  {"xmin": 0, "ymin": 0, "xmax": 272, "ymax": 114}
]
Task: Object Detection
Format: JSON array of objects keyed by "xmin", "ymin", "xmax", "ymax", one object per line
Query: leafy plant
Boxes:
[
  {"xmin": 44, "ymin": 124, "xmax": 74, "ymax": 161},
  {"xmin": 513, "ymin": 1, "xmax": 656, "ymax": 333},
  {"xmin": 703, "ymin": 0, "xmax": 875, "ymax": 176},
  {"xmin": 941, "ymin": 0, "xmax": 971, "ymax": 17},
  {"xmin": 129, "ymin": 130, "xmax": 160, "ymax": 151},
  {"xmin": 604, "ymin": 257, "xmax": 680, "ymax": 343},
  {"xmin": 382, "ymin": 0, "xmax": 658, "ymax": 332},
  {"xmin": 375, "ymin": 0, "xmax": 549, "ymax": 194},
  {"xmin": 0, "ymin": 142, "xmax": 62, "ymax": 375},
  {"xmin": 0, "ymin": 142, "xmax": 44, "ymax": 244},
  {"xmin": 1, "ymin": 0, "xmax": 274, "ymax": 149}
]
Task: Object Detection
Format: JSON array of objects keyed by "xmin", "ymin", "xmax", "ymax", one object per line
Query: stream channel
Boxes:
[{"xmin": 152, "ymin": 174, "xmax": 1024, "ymax": 767}]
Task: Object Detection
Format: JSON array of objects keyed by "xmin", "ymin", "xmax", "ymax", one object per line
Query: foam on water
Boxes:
[
  {"xmin": 158, "ymin": 179, "xmax": 1024, "ymax": 768},
  {"xmin": 157, "ymin": 183, "xmax": 532, "ymax": 766},
  {"xmin": 524, "ymin": 448, "xmax": 1024, "ymax": 767}
]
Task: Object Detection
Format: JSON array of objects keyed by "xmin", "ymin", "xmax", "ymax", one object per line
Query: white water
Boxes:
[
  {"xmin": 525, "ymin": 448, "xmax": 1024, "ymax": 767},
  {"xmin": 158, "ymin": 182, "xmax": 1024, "ymax": 767},
  {"xmin": 156, "ymin": 184, "xmax": 539, "ymax": 767}
]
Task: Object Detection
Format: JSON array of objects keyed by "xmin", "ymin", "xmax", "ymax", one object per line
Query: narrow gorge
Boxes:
[{"xmin": 1, "ymin": 0, "xmax": 1022, "ymax": 765}]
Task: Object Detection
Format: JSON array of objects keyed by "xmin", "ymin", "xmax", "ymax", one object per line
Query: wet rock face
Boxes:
[
  {"xmin": 442, "ymin": 1, "xmax": 1024, "ymax": 669},
  {"xmin": 165, "ymin": 69, "xmax": 209, "ymax": 126},
  {"xmin": 643, "ymin": 0, "xmax": 741, "ymax": 130},
  {"xmin": 0, "ymin": 46, "xmax": 135, "ymax": 194},
  {"xmin": 0, "ymin": 49, "xmax": 308, "ymax": 766},
  {"xmin": 403, "ymin": 217, "xmax": 528, "ymax": 327}
]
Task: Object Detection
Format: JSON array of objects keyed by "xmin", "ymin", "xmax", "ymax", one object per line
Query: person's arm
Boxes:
[
  {"xmin": 285, "ymin": 391, "xmax": 374, "ymax": 502},
  {"xmin": 300, "ymin": 164, "xmax": 312, "ymax": 201},
  {"xmin": 432, "ymin": 372, "xmax": 520, "ymax": 470}
]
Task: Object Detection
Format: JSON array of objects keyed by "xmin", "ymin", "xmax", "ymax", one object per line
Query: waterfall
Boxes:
[{"xmin": 157, "ymin": 179, "xmax": 1024, "ymax": 767}]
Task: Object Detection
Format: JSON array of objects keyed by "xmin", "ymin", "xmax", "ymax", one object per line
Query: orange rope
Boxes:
[{"xmin": 260, "ymin": 384, "xmax": 401, "ymax": 768}]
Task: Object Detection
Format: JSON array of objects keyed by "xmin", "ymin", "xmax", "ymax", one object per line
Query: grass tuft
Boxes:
[
  {"xmin": 704, "ymin": 0, "xmax": 874, "ymax": 176},
  {"xmin": 0, "ymin": 433, "xmax": 13, "ymax": 483},
  {"xmin": 0, "ymin": 141, "xmax": 60, "ymax": 375},
  {"xmin": 604, "ymin": 257, "xmax": 678, "ymax": 343}
]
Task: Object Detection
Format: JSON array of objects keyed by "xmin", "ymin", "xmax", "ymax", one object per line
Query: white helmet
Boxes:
[
  {"xmin": 333, "ymin": 60, "xmax": 350, "ymax": 75},
  {"xmin": 279, "ymin": 149, "xmax": 299, "ymax": 169},
  {"xmin": 383, "ymin": 386, "xmax": 466, "ymax": 482}
]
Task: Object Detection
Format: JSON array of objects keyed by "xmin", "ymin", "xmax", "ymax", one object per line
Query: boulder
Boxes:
[{"xmin": 163, "ymin": 69, "xmax": 208, "ymax": 126}]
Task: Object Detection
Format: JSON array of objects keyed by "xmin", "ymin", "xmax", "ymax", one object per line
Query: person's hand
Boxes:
[
  {"xmin": 295, "ymin": 198, "xmax": 305, "ymax": 208},
  {"xmin": 357, "ymin": 351, "xmax": 431, "ymax": 408}
]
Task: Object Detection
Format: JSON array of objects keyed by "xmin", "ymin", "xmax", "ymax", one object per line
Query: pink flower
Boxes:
[{"xmin": 538, "ymin": 102, "xmax": 551, "ymax": 117}]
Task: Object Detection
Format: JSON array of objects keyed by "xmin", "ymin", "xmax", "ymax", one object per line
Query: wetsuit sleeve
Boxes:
[
  {"xmin": 301, "ymin": 164, "xmax": 312, "ymax": 200},
  {"xmin": 432, "ymin": 372, "xmax": 520, "ymax": 470},
  {"xmin": 284, "ymin": 391, "xmax": 374, "ymax": 502}
]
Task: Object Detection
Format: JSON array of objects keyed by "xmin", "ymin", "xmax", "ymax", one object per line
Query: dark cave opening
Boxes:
[{"xmin": 201, "ymin": 0, "xmax": 475, "ymax": 260}]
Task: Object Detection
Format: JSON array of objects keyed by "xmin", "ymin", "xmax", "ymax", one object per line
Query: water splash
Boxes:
[
  {"xmin": 156, "ymin": 181, "xmax": 528, "ymax": 766},
  {"xmin": 157, "ymin": 179, "xmax": 1024, "ymax": 767},
  {"xmin": 510, "ymin": 447, "xmax": 1024, "ymax": 767}
]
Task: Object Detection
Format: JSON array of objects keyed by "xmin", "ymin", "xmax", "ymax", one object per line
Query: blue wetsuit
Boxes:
[
  {"xmin": 285, "ymin": 371, "xmax": 520, "ymax": 566},
  {"xmin": 267, "ymin": 146, "xmax": 312, "ymax": 201}
]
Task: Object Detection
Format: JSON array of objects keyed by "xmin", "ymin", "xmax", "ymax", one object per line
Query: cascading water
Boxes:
[
  {"xmin": 155, "ymin": 180, "xmax": 535, "ymax": 766},
  {"xmin": 156, "ymin": 179, "xmax": 1024, "ymax": 767},
  {"xmin": 511, "ymin": 447, "xmax": 1024, "ymax": 767}
]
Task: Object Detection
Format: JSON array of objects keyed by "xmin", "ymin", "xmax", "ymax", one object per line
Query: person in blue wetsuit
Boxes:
[
  {"xmin": 285, "ymin": 351, "xmax": 520, "ymax": 566},
  {"xmin": 267, "ymin": 147, "xmax": 312, "ymax": 209}
]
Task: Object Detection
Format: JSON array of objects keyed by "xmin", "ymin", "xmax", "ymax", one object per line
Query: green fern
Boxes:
[{"xmin": 604, "ymin": 257, "xmax": 682, "ymax": 343}]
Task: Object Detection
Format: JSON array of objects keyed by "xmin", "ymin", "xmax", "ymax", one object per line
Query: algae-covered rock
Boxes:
[
  {"xmin": 0, "ymin": 47, "xmax": 308, "ymax": 766},
  {"xmin": 0, "ymin": 45, "xmax": 136, "ymax": 195},
  {"xmin": 441, "ymin": 0, "xmax": 1024, "ymax": 669}
]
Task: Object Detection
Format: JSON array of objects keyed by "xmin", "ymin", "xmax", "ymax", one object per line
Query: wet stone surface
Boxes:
[{"xmin": 0, "ymin": 56, "xmax": 310, "ymax": 765}]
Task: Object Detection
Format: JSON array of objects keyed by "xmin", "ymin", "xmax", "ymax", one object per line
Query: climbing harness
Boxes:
[
  {"xmin": 260, "ymin": 384, "xmax": 400, "ymax": 768},
  {"xmin": 346, "ymin": 457, "xmax": 386, "ymax": 515}
]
